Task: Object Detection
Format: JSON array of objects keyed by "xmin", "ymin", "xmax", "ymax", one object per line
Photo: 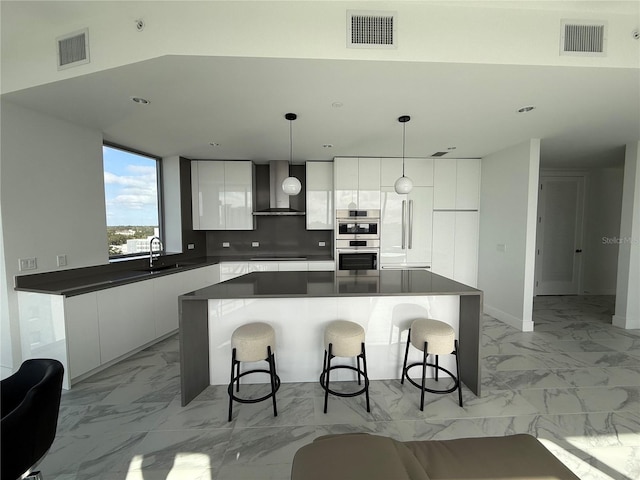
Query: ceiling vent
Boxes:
[
  {"xmin": 431, "ymin": 152, "xmax": 449, "ymax": 157},
  {"xmin": 560, "ymin": 20, "xmax": 607, "ymax": 56},
  {"xmin": 347, "ymin": 10, "xmax": 396, "ymax": 49},
  {"xmin": 57, "ymin": 28, "xmax": 90, "ymax": 70}
]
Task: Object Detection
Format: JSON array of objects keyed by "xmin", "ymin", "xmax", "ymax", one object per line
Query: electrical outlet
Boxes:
[
  {"xmin": 222, "ymin": 242, "xmax": 230, "ymax": 248},
  {"xmin": 56, "ymin": 254, "xmax": 67, "ymax": 267},
  {"xmin": 252, "ymin": 242, "xmax": 259, "ymax": 247},
  {"xmin": 187, "ymin": 243, "xmax": 195, "ymax": 250},
  {"xmin": 19, "ymin": 257, "xmax": 37, "ymax": 271},
  {"xmin": 496, "ymin": 243, "xmax": 507, "ymax": 252},
  {"xmin": 318, "ymin": 241, "xmax": 326, "ymax": 247}
]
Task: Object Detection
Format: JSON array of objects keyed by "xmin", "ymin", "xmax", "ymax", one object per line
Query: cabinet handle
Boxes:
[
  {"xmin": 401, "ymin": 200, "xmax": 406, "ymax": 249},
  {"xmin": 408, "ymin": 200, "xmax": 414, "ymax": 249}
]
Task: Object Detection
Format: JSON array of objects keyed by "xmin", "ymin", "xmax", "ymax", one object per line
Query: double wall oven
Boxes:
[{"xmin": 335, "ymin": 209, "xmax": 380, "ymax": 276}]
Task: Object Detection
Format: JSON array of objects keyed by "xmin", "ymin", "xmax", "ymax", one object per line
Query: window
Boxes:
[{"xmin": 102, "ymin": 144, "xmax": 162, "ymax": 258}]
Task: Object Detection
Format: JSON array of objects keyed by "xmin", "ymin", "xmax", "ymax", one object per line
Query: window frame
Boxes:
[{"xmin": 103, "ymin": 141, "xmax": 164, "ymax": 261}]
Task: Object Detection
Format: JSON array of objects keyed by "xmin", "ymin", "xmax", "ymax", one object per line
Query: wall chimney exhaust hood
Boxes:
[{"xmin": 253, "ymin": 161, "xmax": 305, "ymax": 216}]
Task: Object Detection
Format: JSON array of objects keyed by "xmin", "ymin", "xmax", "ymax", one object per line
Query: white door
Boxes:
[{"xmin": 535, "ymin": 176, "xmax": 585, "ymax": 295}]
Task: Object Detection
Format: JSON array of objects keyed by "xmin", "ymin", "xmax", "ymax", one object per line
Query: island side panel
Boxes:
[
  {"xmin": 179, "ymin": 298, "xmax": 210, "ymax": 406},
  {"xmin": 458, "ymin": 293, "xmax": 483, "ymax": 396}
]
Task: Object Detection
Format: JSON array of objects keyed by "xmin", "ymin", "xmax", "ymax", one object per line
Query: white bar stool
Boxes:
[
  {"xmin": 320, "ymin": 320, "xmax": 370, "ymax": 414},
  {"xmin": 228, "ymin": 322, "xmax": 280, "ymax": 421},
  {"xmin": 401, "ymin": 318, "xmax": 463, "ymax": 410}
]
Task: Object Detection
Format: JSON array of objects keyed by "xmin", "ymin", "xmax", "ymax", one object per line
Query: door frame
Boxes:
[{"xmin": 535, "ymin": 170, "xmax": 587, "ymax": 296}]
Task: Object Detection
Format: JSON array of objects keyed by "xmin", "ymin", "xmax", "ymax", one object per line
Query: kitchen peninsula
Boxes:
[{"xmin": 179, "ymin": 269, "xmax": 483, "ymax": 406}]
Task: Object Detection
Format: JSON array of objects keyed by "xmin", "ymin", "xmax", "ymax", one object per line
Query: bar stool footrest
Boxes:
[
  {"xmin": 403, "ymin": 362, "xmax": 459, "ymax": 395},
  {"xmin": 320, "ymin": 365, "xmax": 369, "ymax": 398},
  {"xmin": 228, "ymin": 369, "xmax": 281, "ymax": 404}
]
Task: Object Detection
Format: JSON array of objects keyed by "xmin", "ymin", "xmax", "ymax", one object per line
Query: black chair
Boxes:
[{"xmin": 1, "ymin": 359, "xmax": 64, "ymax": 480}]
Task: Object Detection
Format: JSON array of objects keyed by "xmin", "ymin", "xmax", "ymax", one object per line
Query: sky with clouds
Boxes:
[{"xmin": 103, "ymin": 146, "xmax": 159, "ymax": 226}]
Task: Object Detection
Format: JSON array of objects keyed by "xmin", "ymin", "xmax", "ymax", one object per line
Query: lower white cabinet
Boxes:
[
  {"xmin": 307, "ymin": 261, "xmax": 335, "ymax": 271},
  {"xmin": 97, "ymin": 281, "xmax": 156, "ymax": 364},
  {"xmin": 153, "ymin": 265, "xmax": 221, "ymax": 337},
  {"xmin": 249, "ymin": 262, "xmax": 279, "ymax": 273},
  {"xmin": 220, "ymin": 262, "xmax": 249, "ymax": 281},
  {"xmin": 277, "ymin": 261, "xmax": 308, "ymax": 271},
  {"xmin": 432, "ymin": 211, "xmax": 479, "ymax": 287},
  {"xmin": 64, "ymin": 293, "xmax": 100, "ymax": 380}
]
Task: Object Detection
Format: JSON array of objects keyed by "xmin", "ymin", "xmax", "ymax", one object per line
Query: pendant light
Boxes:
[
  {"xmin": 282, "ymin": 112, "xmax": 302, "ymax": 196},
  {"xmin": 394, "ymin": 115, "xmax": 413, "ymax": 194}
]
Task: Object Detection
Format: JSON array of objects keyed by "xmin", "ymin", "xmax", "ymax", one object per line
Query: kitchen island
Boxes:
[{"xmin": 179, "ymin": 270, "xmax": 483, "ymax": 406}]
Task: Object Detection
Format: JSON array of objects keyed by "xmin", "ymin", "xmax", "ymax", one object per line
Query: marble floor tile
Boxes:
[{"xmin": 41, "ymin": 295, "xmax": 638, "ymax": 480}]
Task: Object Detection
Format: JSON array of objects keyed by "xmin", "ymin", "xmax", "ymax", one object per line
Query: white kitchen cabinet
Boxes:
[
  {"xmin": 153, "ymin": 265, "xmax": 221, "ymax": 337},
  {"xmin": 64, "ymin": 293, "xmax": 100, "ymax": 380},
  {"xmin": 277, "ymin": 261, "xmax": 308, "ymax": 271},
  {"xmin": 307, "ymin": 260, "xmax": 335, "ymax": 271},
  {"xmin": 306, "ymin": 161, "xmax": 334, "ymax": 230},
  {"xmin": 219, "ymin": 262, "xmax": 249, "ymax": 281},
  {"xmin": 433, "ymin": 158, "xmax": 481, "ymax": 210},
  {"xmin": 249, "ymin": 261, "xmax": 279, "ymax": 273},
  {"xmin": 192, "ymin": 160, "xmax": 254, "ymax": 230},
  {"xmin": 380, "ymin": 186, "xmax": 433, "ymax": 267},
  {"xmin": 334, "ymin": 157, "xmax": 380, "ymax": 209},
  {"xmin": 380, "ymin": 158, "xmax": 434, "ymax": 187},
  {"xmin": 432, "ymin": 211, "xmax": 479, "ymax": 287},
  {"xmin": 97, "ymin": 281, "xmax": 156, "ymax": 364}
]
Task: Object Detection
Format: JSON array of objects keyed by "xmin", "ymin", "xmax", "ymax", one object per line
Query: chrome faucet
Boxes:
[{"xmin": 149, "ymin": 236, "xmax": 162, "ymax": 269}]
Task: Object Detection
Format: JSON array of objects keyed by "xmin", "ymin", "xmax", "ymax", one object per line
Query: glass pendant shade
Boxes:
[
  {"xmin": 394, "ymin": 175, "xmax": 413, "ymax": 194},
  {"xmin": 282, "ymin": 176, "xmax": 302, "ymax": 195}
]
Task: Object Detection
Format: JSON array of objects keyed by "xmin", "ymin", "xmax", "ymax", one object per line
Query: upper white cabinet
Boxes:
[
  {"xmin": 380, "ymin": 158, "xmax": 434, "ymax": 187},
  {"xmin": 306, "ymin": 161, "xmax": 334, "ymax": 230},
  {"xmin": 192, "ymin": 160, "xmax": 254, "ymax": 230},
  {"xmin": 334, "ymin": 157, "xmax": 380, "ymax": 209},
  {"xmin": 433, "ymin": 158, "xmax": 481, "ymax": 210}
]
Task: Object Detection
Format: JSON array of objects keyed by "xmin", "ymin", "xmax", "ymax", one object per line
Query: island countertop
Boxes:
[{"xmin": 181, "ymin": 269, "xmax": 481, "ymax": 300}]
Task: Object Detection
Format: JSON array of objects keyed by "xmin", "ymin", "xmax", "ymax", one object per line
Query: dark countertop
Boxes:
[
  {"xmin": 14, "ymin": 255, "xmax": 334, "ymax": 297},
  {"xmin": 181, "ymin": 270, "xmax": 481, "ymax": 300}
]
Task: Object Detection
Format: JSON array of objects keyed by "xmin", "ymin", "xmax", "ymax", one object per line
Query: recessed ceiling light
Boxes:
[
  {"xmin": 517, "ymin": 105, "xmax": 535, "ymax": 113},
  {"xmin": 322, "ymin": 144, "xmax": 334, "ymax": 148},
  {"xmin": 447, "ymin": 146, "xmax": 457, "ymax": 150},
  {"xmin": 130, "ymin": 96, "xmax": 150, "ymax": 105},
  {"xmin": 331, "ymin": 102, "xmax": 343, "ymax": 108},
  {"xmin": 209, "ymin": 142, "xmax": 220, "ymax": 147}
]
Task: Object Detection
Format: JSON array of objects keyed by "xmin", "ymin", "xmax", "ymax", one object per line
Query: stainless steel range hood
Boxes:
[{"xmin": 253, "ymin": 161, "xmax": 305, "ymax": 216}]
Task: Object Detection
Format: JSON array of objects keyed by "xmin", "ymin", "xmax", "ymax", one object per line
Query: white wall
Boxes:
[
  {"xmin": 0, "ymin": 100, "xmax": 107, "ymax": 373},
  {"xmin": 2, "ymin": 1, "xmax": 638, "ymax": 94},
  {"xmin": 614, "ymin": 142, "xmax": 640, "ymax": 329},
  {"xmin": 583, "ymin": 167, "xmax": 624, "ymax": 295},
  {"xmin": 478, "ymin": 139, "xmax": 540, "ymax": 331}
]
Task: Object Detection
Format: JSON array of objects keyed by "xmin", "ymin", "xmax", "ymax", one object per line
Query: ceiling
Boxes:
[{"xmin": 2, "ymin": 54, "xmax": 638, "ymax": 168}]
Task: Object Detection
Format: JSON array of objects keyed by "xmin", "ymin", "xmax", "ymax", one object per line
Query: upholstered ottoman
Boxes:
[{"xmin": 291, "ymin": 433, "xmax": 580, "ymax": 480}]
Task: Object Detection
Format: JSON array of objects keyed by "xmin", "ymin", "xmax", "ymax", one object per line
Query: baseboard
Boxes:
[
  {"xmin": 484, "ymin": 304, "xmax": 534, "ymax": 332},
  {"xmin": 613, "ymin": 314, "xmax": 640, "ymax": 329}
]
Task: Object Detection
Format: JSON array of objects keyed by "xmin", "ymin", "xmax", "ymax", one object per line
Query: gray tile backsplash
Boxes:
[{"xmin": 206, "ymin": 216, "xmax": 333, "ymax": 257}]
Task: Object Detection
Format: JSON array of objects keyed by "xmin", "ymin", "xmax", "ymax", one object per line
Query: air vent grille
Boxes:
[
  {"xmin": 57, "ymin": 29, "xmax": 90, "ymax": 69},
  {"xmin": 561, "ymin": 20, "xmax": 606, "ymax": 56},
  {"xmin": 431, "ymin": 152, "xmax": 449, "ymax": 157},
  {"xmin": 347, "ymin": 11, "xmax": 396, "ymax": 49}
]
